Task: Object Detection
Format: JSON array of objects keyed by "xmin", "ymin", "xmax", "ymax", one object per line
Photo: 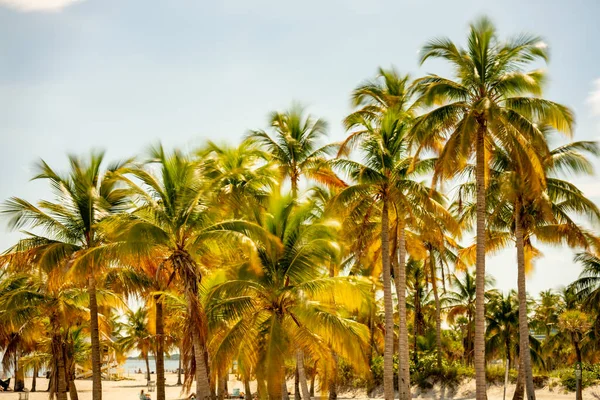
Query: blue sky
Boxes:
[{"xmin": 1, "ymin": 0, "xmax": 599, "ymax": 295}]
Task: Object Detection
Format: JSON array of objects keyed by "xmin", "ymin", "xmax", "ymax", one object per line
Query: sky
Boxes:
[{"xmin": 1, "ymin": 0, "xmax": 600, "ymax": 296}]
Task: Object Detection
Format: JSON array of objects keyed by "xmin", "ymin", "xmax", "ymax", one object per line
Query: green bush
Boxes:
[
  {"xmin": 409, "ymin": 353, "xmax": 474, "ymax": 389},
  {"xmin": 558, "ymin": 369, "xmax": 597, "ymax": 391},
  {"xmin": 485, "ymin": 365, "xmax": 517, "ymax": 385}
]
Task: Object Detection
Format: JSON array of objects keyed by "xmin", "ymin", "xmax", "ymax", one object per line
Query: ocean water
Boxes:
[{"xmin": 122, "ymin": 358, "xmax": 180, "ymax": 375}]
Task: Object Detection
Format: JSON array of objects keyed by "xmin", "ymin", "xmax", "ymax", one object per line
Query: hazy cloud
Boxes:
[{"xmin": 0, "ymin": 0, "xmax": 82, "ymax": 12}]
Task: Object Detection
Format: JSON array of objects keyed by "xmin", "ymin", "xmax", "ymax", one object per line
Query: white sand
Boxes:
[{"xmin": 1, "ymin": 374, "xmax": 599, "ymax": 400}]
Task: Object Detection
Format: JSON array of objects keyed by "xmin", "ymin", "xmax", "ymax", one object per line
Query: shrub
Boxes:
[
  {"xmin": 485, "ymin": 365, "xmax": 517, "ymax": 385},
  {"xmin": 409, "ymin": 353, "xmax": 474, "ymax": 389},
  {"xmin": 558, "ymin": 369, "xmax": 597, "ymax": 391}
]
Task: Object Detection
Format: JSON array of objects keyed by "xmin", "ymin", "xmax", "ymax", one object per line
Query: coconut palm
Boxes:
[
  {"xmin": 457, "ymin": 136, "xmax": 600, "ymax": 398},
  {"xmin": 1, "ymin": 151, "xmax": 130, "ymax": 400},
  {"xmin": 0, "ymin": 261, "xmax": 117, "ymax": 400},
  {"xmin": 532, "ymin": 290, "xmax": 564, "ymax": 342},
  {"xmin": 107, "ymin": 145, "xmax": 225, "ymax": 399},
  {"xmin": 445, "ymin": 270, "xmax": 494, "ymax": 366},
  {"xmin": 335, "ymin": 68, "xmax": 443, "ymax": 400},
  {"xmin": 571, "ymin": 251, "xmax": 600, "ymax": 322},
  {"xmin": 247, "ymin": 104, "xmax": 343, "ymax": 198},
  {"xmin": 485, "ymin": 290, "xmax": 519, "ymax": 369},
  {"xmin": 416, "ymin": 17, "xmax": 574, "ymax": 399},
  {"xmin": 413, "ymin": 210, "xmax": 461, "ymax": 369},
  {"xmin": 206, "ymin": 194, "xmax": 369, "ymax": 400},
  {"xmin": 200, "ymin": 140, "xmax": 279, "ymax": 219},
  {"xmin": 405, "ymin": 259, "xmax": 431, "ymax": 365},
  {"xmin": 117, "ymin": 308, "xmax": 153, "ymax": 382}
]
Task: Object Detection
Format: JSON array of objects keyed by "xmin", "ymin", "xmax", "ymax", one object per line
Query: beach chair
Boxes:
[
  {"xmin": 18, "ymin": 392, "xmax": 29, "ymax": 400},
  {"xmin": 148, "ymin": 380, "xmax": 156, "ymax": 392},
  {"xmin": 0, "ymin": 378, "xmax": 10, "ymax": 391}
]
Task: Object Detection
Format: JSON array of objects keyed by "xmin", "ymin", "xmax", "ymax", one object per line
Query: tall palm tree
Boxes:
[
  {"xmin": 249, "ymin": 106, "xmax": 346, "ymax": 398},
  {"xmin": 458, "ymin": 137, "xmax": 599, "ymax": 399},
  {"xmin": 336, "ymin": 68, "xmax": 440, "ymax": 400},
  {"xmin": 416, "ymin": 17, "xmax": 574, "ymax": 399},
  {"xmin": 405, "ymin": 259, "xmax": 430, "ymax": 365},
  {"xmin": 109, "ymin": 145, "xmax": 224, "ymax": 399},
  {"xmin": 206, "ymin": 194, "xmax": 370, "ymax": 400},
  {"xmin": 413, "ymin": 211, "xmax": 461, "ymax": 369},
  {"xmin": 247, "ymin": 104, "xmax": 343, "ymax": 198},
  {"xmin": 1, "ymin": 151, "xmax": 130, "ymax": 400}
]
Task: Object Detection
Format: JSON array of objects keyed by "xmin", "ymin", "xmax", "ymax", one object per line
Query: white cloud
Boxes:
[
  {"xmin": 589, "ymin": 78, "xmax": 600, "ymax": 116},
  {"xmin": 0, "ymin": 0, "xmax": 82, "ymax": 12}
]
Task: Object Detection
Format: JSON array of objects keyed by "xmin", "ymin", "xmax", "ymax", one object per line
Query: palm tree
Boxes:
[
  {"xmin": 572, "ymin": 251, "xmax": 600, "ymax": 323},
  {"xmin": 485, "ymin": 290, "xmax": 519, "ymax": 370},
  {"xmin": 413, "ymin": 210, "xmax": 461, "ymax": 369},
  {"xmin": 336, "ymin": 68, "xmax": 440, "ymax": 400},
  {"xmin": 109, "ymin": 145, "xmax": 224, "ymax": 399},
  {"xmin": 532, "ymin": 290, "xmax": 563, "ymax": 342},
  {"xmin": 416, "ymin": 16, "xmax": 574, "ymax": 399},
  {"xmin": 405, "ymin": 259, "xmax": 430, "ymax": 365},
  {"xmin": 445, "ymin": 270, "xmax": 494, "ymax": 366},
  {"xmin": 206, "ymin": 194, "xmax": 369, "ymax": 400},
  {"xmin": 1, "ymin": 151, "xmax": 130, "ymax": 400},
  {"xmin": 247, "ymin": 104, "xmax": 343, "ymax": 198},
  {"xmin": 457, "ymin": 136, "xmax": 600, "ymax": 398},
  {"xmin": 200, "ymin": 139, "xmax": 279, "ymax": 219},
  {"xmin": 0, "ymin": 260, "xmax": 116, "ymax": 400},
  {"xmin": 118, "ymin": 308, "xmax": 153, "ymax": 382}
]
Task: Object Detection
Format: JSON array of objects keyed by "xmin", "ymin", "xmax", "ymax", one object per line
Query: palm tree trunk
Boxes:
[
  {"xmin": 69, "ymin": 378, "xmax": 80, "ymax": 400},
  {"xmin": 328, "ymin": 352, "xmax": 338, "ymax": 400},
  {"xmin": 474, "ymin": 122, "xmax": 488, "ymax": 400},
  {"xmin": 391, "ymin": 228, "xmax": 410, "ymax": 400},
  {"xmin": 573, "ymin": 334, "xmax": 582, "ymax": 364},
  {"xmin": 145, "ymin": 354, "xmax": 151, "ymax": 383},
  {"xmin": 32, "ymin": 365, "xmax": 38, "ymax": 392},
  {"xmin": 380, "ymin": 197, "xmax": 395, "ymax": 400},
  {"xmin": 14, "ymin": 353, "xmax": 25, "ymax": 392},
  {"xmin": 88, "ymin": 274, "xmax": 103, "ymax": 400},
  {"xmin": 177, "ymin": 346, "xmax": 183, "ymax": 386},
  {"xmin": 54, "ymin": 339, "xmax": 68, "ymax": 400},
  {"xmin": 515, "ymin": 206, "xmax": 536, "ymax": 400},
  {"xmin": 281, "ymin": 376, "xmax": 289, "ymax": 400},
  {"xmin": 156, "ymin": 298, "xmax": 166, "ymax": 400},
  {"xmin": 218, "ymin": 372, "xmax": 227, "ymax": 400},
  {"xmin": 512, "ymin": 361, "xmax": 524, "ymax": 400},
  {"xmin": 573, "ymin": 334, "xmax": 583, "ymax": 400},
  {"xmin": 328, "ymin": 266, "xmax": 338, "ymax": 400},
  {"xmin": 192, "ymin": 334, "xmax": 211, "ymax": 400},
  {"xmin": 244, "ymin": 375, "xmax": 252, "ymax": 400},
  {"xmin": 296, "ymin": 351, "xmax": 311, "ymax": 400},
  {"xmin": 295, "ymin": 367, "xmax": 301, "ymax": 400},
  {"xmin": 413, "ymin": 282, "xmax": 420, "ymax": 365},
  {"xmin": 429, "ymin": 253, "xmax": 443, "ymax": 370},
  {"xmin": 257, "ymin": 374, "xmax": 268, "ymax": 400}
]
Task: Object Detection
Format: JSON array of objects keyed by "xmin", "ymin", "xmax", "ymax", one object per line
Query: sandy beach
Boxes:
[{"xmin": 1, "ymin": 374, "xmax": 599, "ymax": 400}]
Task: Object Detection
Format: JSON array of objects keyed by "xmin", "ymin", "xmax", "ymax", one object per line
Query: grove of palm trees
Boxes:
[{"xmin": 2, "ymin": 15, "xmax": 600, "ymax": 400}]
